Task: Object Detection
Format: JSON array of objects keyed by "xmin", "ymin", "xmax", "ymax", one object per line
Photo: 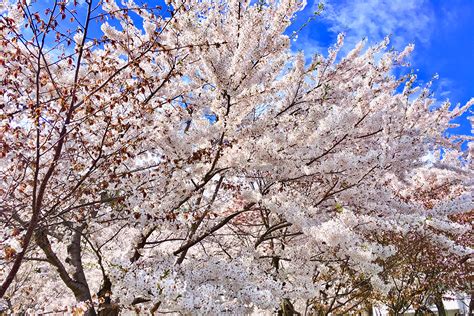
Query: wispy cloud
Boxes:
[
  {"xmin": 436, "ymin": 78, "xmax": 454, "ymax": 99},
  {"xmin": 320, "ymin": 0, "xmax": 435, "ymax": 49}
]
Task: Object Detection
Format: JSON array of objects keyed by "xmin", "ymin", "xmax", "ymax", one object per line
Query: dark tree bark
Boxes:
[
  {"xmin": 35, "ymin": 229, "xmax": 96, "ymax": 316},
  {"xmin": 434, "ymin": 293, "xmax": 446, "ymax": 316},
  {"xmin": 468, "ymin": 290, "xmax": 473, "ymax": 316},
  {"xmin": 278, "ymin": 298, "xmax": 301, "ymax": 316}
]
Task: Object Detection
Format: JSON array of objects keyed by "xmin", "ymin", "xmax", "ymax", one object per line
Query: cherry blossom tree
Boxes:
[
  {"xmin": 0, "ymin": 0, "xmax": 473, "ymax": 314},
  {"xmin": 376, "ymin": 177, "xmax": 473, "ymax": 316}
]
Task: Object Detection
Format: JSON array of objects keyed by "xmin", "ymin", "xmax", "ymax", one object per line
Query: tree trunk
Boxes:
[
  {"xmin": 35, "ymin": 229, "xmax": 96, "ymax": 315},
  {"xmin": 366, "ymin": 304, "xmax": 374, "ymax": 316},
  {"xmin": 97, "ymin": 276, "xmax": 119, "ymax": 316},
  {"xmin": 469, "ymin": 290, "xmax": 473, "ymax": 316},
  {"xmin": 434, "ymin": 293, "xmax": 446, "ymax": 316},
  {"xmin": 278, "ymin": 298, "xmax": 300, "ymax": 316},
  {"xmin": 97, "ymin": 304, "xmax": 119, "ymax": 316}
]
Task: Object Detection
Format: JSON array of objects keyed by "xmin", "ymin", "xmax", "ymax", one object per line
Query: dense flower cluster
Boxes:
[{"xmin": 0, "ymin": 0, "xmax": 472, "ymax": 314}]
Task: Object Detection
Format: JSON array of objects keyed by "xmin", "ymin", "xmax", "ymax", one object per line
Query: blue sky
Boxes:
[
  {"xmin": 21, "ymin": 0, "xmax": 473, "ymax": 137},
  {"xmin": 288, "ymin": 0, "xmax": 474, "ymax": 137}
]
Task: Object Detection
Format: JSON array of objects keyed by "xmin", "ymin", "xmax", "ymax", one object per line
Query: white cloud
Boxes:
[
  {"xmin": 437, "ymin": 78, "xmax": 454, "ymax": 98},
  {"xmin": 320, "ymin": 0, "xmax": 435, "ymax": 50}
]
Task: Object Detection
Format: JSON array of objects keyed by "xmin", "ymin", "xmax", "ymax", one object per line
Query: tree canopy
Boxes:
[{"xmin": 0, "ymin": 0, "xmax": 472, "ymax": 314}]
